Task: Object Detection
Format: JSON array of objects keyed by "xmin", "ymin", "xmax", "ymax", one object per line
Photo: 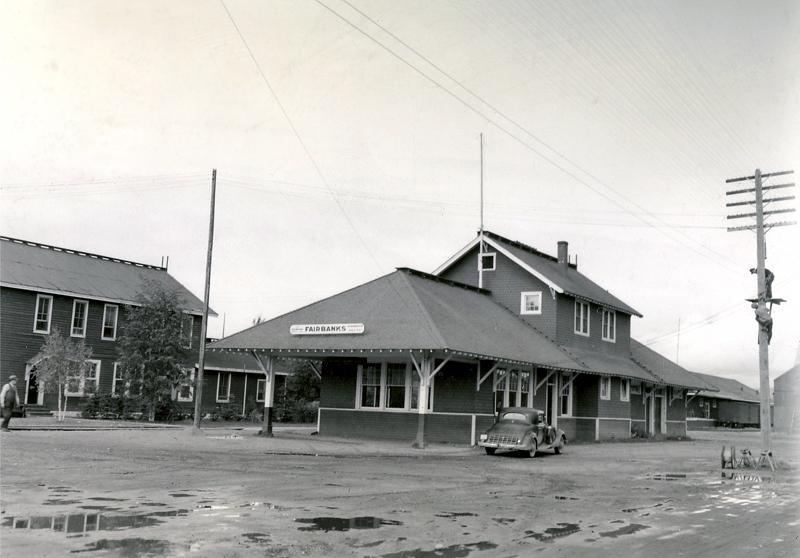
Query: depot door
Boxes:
[{"xmin": 25, "ymin": 365, "xmax": 40, "ymax": 405}]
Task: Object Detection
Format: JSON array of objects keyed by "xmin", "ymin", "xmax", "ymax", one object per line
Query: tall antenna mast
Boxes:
[{"xmin": 479, "ymin": 132, "xmax": 485, "ymax": 289}]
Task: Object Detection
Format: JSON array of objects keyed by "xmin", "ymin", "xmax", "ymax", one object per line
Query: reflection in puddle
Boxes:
[
  {"xmin": 720, "ymin": 472, "xmax": 773, "ymax": 483},
  {"xmin": 647, "ymin": 473, "xmax": 687, "ymax": 481},
  {"xmin": 525, "ymin": 522, "xmax": 581, "ymax": 542},
  {"xmin": 435, "ymin": 512, "xmax": 478, "ymax": 519},
  {"xmin": 43, "ymin": 500, "xmax": 82, "ymax": 506},
  {"xmin": 379, "ymin": 541, "xmax": 498, "ymax": 558},
  {"xmin": 599, "ymin": 523, "xmax": 650, "ymax": 538},
  {"xmin": 295, "ymin": 516, "xmax": 402, "ymax": 532},
  {"xmin": 2, "ymin": 510, "xmax": 188, "ymax": 536},
  {"xmin": 71, "ymin": 537, "xmax": 171, "ymax": 556},
  {"xmin": 241, "ymin": 532, "xmax": 271, "ymax": 545}
]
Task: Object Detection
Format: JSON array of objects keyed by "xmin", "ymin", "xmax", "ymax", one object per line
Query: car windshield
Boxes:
[{"xmin": 501, "ymin": 412, "xmax": 530, "ymax": 423}]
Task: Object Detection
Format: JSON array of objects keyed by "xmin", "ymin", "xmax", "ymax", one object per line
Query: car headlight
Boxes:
[
  {"xmin": 479, "ymin": 434, "xmax": 488, "ymax": 441},
  {"xmin": 517, "ymin": 439, "xmax": 522, "ymax": 444}
]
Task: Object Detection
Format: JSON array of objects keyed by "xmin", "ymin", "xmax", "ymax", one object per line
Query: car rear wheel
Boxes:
[
  {"xmin": 485, "ymin": 447, "xmax": 496, "ymax": 455},
  {"xmin": 554, "ymin": 435, "xmax": 566, "ymax": 455},
  {"xmin": 528, "ymin": 439, "xmax": 537, "ymax": 458}
]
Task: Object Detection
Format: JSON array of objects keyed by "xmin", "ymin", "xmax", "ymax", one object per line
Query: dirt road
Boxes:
[{"xmin": 1, "ymin": 426, "xmax": 798, "ymax": 557}]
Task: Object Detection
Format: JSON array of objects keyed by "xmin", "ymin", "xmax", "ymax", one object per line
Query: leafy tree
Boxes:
[
  {"xmin": 116, "ymin": 280, "xmax": 190, "ymax": 422},
  {"xmin": 34, "ymin": 326, "xmax": 93, "ymax": 422}
]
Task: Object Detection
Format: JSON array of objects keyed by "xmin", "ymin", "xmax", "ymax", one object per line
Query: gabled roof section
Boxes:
[
  {"xmin": 199, "ymin": 351, "xmax": 288, "ymax": 375},
  {"xmin": 433, "ymin": 230, "xmax": 642, "ymax": 317},
  {"xmin": 0, "ymin": 236, "xmax": 211, "ymax": 316},
  {"xmin": 209, "ymin": 268, "xmax": 585, "ymax": 371},
  {"xmin": 630, "ymin": 340, "xmax": 715, "ymax": 390},
  {"xmin": 688, "ymin": 371, "xmax": 761, "ymax": 403}
]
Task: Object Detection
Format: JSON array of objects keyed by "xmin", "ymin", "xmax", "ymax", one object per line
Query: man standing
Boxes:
[{"xmin": 1, "ymin": 375, "xmax": 20, "ymax": 431}]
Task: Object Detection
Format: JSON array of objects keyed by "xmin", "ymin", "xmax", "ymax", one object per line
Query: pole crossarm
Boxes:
[
  {"xmin": 726, "ymin": 195, "xmax": 795, "ymax": 207},
  {"xmin": 725, "ymin": 170, "xmax": 793, "ymax": 183},
  {"xmin": 728, "ymin": 220, "xmax": 796, "ymax": 232},
  {"xmin": 726, "ymin": 182, "xmax": 795, "ymax": 195},
  {"xmin": 727, "ymin": 208, "xmax": 795, "ymax": 219}
]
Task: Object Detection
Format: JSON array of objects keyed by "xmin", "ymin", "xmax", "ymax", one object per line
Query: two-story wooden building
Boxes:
[
  {"xmin": 0, "ymin": 236, "xmax": 237, "ymax": 416},
  {"xmin": 210, "ymin": 230, "xmax": 708, "ymax": 445}
]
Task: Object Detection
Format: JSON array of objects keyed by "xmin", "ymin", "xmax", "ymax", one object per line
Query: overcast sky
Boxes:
[{"xmin": 2, "ymin": 0, "xmax": 798, "ymax": 388}]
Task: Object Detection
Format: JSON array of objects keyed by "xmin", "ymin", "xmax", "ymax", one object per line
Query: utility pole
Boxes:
[
  {"xmin": 726, "ymin": 168, "xmax": 795, "ymax": 466},
  {"xmin": 478, "ymin": 132, "xmax": 485, "ymax": 289},
  {"xmin": 193, "ymin": 169, "xmax": 217, "ymax": 432}
]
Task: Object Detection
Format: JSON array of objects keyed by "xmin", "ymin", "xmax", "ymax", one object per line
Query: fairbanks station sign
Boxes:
[{"xmin": 289, "ymin": 323, "xmax": 365, "ymax": 336}]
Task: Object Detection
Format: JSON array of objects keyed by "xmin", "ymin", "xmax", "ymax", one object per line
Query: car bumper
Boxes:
[{"xmin": 478, "ymin": 441, "xmax": 528, "ymax": 451}]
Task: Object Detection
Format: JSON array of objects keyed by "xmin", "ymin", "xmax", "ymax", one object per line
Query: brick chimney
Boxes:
[{"xmin": 557, "ymin": 241, "xmax": 569, "ymax": 273}]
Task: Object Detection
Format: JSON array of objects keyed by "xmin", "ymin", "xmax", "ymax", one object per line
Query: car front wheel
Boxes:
[
  {"xmin": 528, "ymin": 438, "xmax": 537, "ymax": 458},
  {"xmin": 485, "ymin": 447, "xmax": 496, "ymax": 455},
  {"xmin": 554, "ymin": 435, "xmax": 566, "ymax": 455}
]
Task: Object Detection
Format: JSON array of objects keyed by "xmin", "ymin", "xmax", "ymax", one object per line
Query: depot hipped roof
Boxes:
[
  {"xmin": 688, "ymin": 371, "xmax": 760, "ymax": 402},
  {"xmin": 0, "ymin": 236, "xmax": 211, "ymax": 315},
  {"xmin": 630, "ymin": 340, "xmax": 715, "ymax": 390}
]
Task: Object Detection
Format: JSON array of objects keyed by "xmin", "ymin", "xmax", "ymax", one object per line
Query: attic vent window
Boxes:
[{"xmin": 478, "ymin": 252, "xmax": 496, "ymax": 271}]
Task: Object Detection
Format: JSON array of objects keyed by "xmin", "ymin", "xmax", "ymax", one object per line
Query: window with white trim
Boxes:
[
  {"xmin": 703, "ymin": 401, "xmax": 711, "ymax": 419},
  {"xmin": 181, "ymin": 314, "xmax": 194, "ymax": 349},
  {"xmin": 601, "ymin": 309, "xmax": 616, "ymax": 342},
  {"xmin": 256, "ymin": 378, "xmax": 266, "ymax": 402},
  {"xmin": 478, "ymin": 252, "xmax": 496, "ymax": 271},
  {"xmin": 360, "ymin": 363, "xmax": 382, "ymax": 408},
  {"xmin": 385, "ymin": 363, "xmax": 407, "ymax": 409},
  {"xmin": 71, "ymin": 300, "xmax": 89, "ymax": 337},
  {"xmin": 102, "ymin": 304, "xmax": 118, "ymax": 340},
  {"xmin": 574, "ymin": 301, "xmax": 589, "ymax": 336},
  {"xmin": 559, "ymin": 373, "xmax": 573, "ymax": 416},
  {"xmin": 216, "ymin": 373, "xmax": 231, "ymax": 403},
  {"xmin": 520, "ymin": 292, "xmax": 542, "ymax": 315},
  {"xmin": 34, "ymin": 294, "xmax": 53, "ymax": 333},
  {"xmin": 600, "ymin": 376, "xmax": 611, "ymax": 400},
  {"xmin": 177, "ymin": 369, "xmax": 194, "ymax": 402},
  {"xmin": 111, "ymin": 362, "xmax": 120, "ymax": 395},
  {"xmin": 356, "ymin": 362, "xmax": 427, "ymax": 411},
  {"xmin": 66, "ymin": 359, "xmax": 100, "ymax": 397},
  {"xmin": 620, "ymin": 379, "xmax": 630, "ymax": 402},
  {"xmin": 630, "ymin": 381, "xmax": 642, "ymax": 395}
]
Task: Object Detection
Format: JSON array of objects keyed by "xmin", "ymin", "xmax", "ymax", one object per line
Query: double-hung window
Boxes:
[
  {"xmin": 181, "ymin": 314, "xmax": 194, "ymax": 349},
  {"xmin": 356, "ymin": 362, "xmax": 426, "ymax": 411},
  {"xmin": 216, "ymin": 373, "xmax": 231, "ymax": 403},
  {"xmin": 256, "ymin": 379, "xmax": 266, "ymax": 402},
  {"xmin": 84, "ymin": 360, "xmax": 100, "ymax": 393},
  {"xmin": 71, "ymin": 300, "xmax": 89, "ymax": 337},
  {"xmin": 111, "ymin": 363, "xmax": 121, "ymax": 396},
  {"xmin": 66, "ymin": 359, "xmax": 100, "ymax": 397},
  {"xmin": 34, "ymin": 294, "xmax": 53, "ymax": 334},
  {"xmin": 574, "ymin": 301, "xmax": 590, "ymax": 336},
  {"xmin": 520, "ymin": 292, "xmax": 542, "ymax": 315},
  {"xmin": 176, "ymin": 369, "xmax": 194, "ymax": 402},
  {"xmin": 102, "ymin": 304, "xmax": 118, "ymax": 340},
  {"xmin": 478, "ymin": 252, "xmax": 496, "ymax": 271},
  {"xmin": 600, "ymin": 376, "xmax": 611, "ymax": 400},
  {"xmin": 559, "ymin": 373, "xmax": 573, "ymax": 416},
  {"xmin": 601, "ymin": 309, "xmax": 616, "ymax": 342},
  {"xmin": 620, "ymin": 379, "xmax": 630, "ymax": 402}
]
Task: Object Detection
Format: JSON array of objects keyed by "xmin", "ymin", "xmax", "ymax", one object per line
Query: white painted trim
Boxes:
[
  {"xmin": 620, "ymin": 378, "xmax": 630, "ymax": 402},
  {"xmin": 242, "ymin": 374, "xmax": 248, "ymax": 415},
  {"xmin": 478, "ymin": 252, "xmax": 496, "ymax": 271},
  {"xmin": 319, "ymin": 407, "xmax": 495, "ymax": 418},
  {"xmin": 471, "ymin": 414, "xmax": 477, "ymax": 446},
  {"xmin": 600, "ymin": 376, "xmax": 611, "ymax": 400},
  {"xmin": 216, "ymin": 372, "xmax": 231, "ymax": 403},
  {"xmin": 433, "ymin": 236, "xmax": 482, "ymax": 275},
  {"xmin": 574, "ymin": 300, "xmax": 590, "ymax": 337},
  {"xmin": 111, "ymin": 362, "xmax": 120, "ymax": 395},
  {"xmin": 520, "ymin": 291, "xmax": 543, "ymax": 315},
  {"xmin": 1, "ymin": 282, "xmax": 210, "ymax": 316},
  {"xmin": 101, "ymin": 304, "xmax": 119, "ymax": 341},
  {"xmin": 33, "ymin": 294, "xmax": 53, "ymax": 334},
  {"xmin": 601, "ymin": 309, "xmax": 616, "ymax": 343},
  {"xmin": 559, "ymin": 372, "xmax": 574, "ymax": 417},
  {"xmin": 255, "ymin": 378, "xmax": 266, "ymax": 402},
  {"xmin": 483, "ymin": 237, "xmax": 564, "ymax": 293},
  {"xmin": 477, "ymin": 361, "xmax": 499, "ymax": 390},
  {"xmin": 70, "ymin": 299, "xmax": 89, "ymax": 338},
  {"xmin": 595, "ymin": 418, "xmax": 600, "ymax": 441}
]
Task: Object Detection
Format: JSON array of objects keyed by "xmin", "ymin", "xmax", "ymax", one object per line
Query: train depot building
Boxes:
[{"xmin": 211, "ymin": 231, "xmax": 710, "ymax": 446}]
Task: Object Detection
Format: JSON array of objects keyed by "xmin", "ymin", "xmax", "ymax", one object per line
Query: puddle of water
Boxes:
[
  {"xmin": 168, "ymin": 493, "xmax": 194, "ymax": 498},
  {"xmin": 87, "ymin": 497, "xmax": 126, "ymax": 502},
  {"xmin": 295, "ymin": 516, "xmax": 402, "ymax": 532},
  {"xmin": 647, "ymin": 473, "xmax": 687, "ymax": 481},
  {"xmin": 720, "ymin": 472, "xmax": 773, "ymax": 483},
  {"xmin": 379, "ymin": 541, "xmax": 498, "ymax": 558},
  {"xmin": 241, "ymin": 532, "xmax": 270, "ymax": 545},
  {"xmin": 599, "ymin": 523, "xmax": 650, "ymax": 538},
  {"xmin": 492, "ymin": 517, "xmax": 516, "ymax": 525},
  {"xmin": 43, "ymin": 499, "xmax": 82, "ymax": 506},
  {"xmin": 525, "ymin": 522, "xmax": 581, "ymax": 542},
  {"xmin": 70, "ymin": 537, "xmax": 171, "ymax": 556},
  {"xmin": 555, "ymin": 496, "xmax": 579, "ymax": 500},
  {"xmin": 2, "ymin": 510, "xmax": 188, "ymax": 536},
  {"xmin": 435, "ymin": 512, "xmax": 478, "ymax": 519}
]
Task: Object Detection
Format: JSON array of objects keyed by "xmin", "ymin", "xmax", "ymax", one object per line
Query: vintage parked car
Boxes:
[{"xmin": 478, "ymin": 407, "xmax": 566, "ymax": 457}]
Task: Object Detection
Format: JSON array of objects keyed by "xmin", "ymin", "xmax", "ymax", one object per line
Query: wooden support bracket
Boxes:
[{"xmin": 477, "ymin": 362, "xmax": 499, "ymax": 391}]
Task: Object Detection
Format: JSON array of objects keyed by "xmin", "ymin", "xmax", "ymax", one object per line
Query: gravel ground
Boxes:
[{"xmin": 1, "ymin": 424, "xmax": 798, "ymax": 557}]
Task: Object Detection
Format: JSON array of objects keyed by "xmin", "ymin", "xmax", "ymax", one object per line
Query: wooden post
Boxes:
[
  {"xmin": 753, "ymin": 169, "xmax": 772, "ymax": 454},
  {"xmin": 413, "ymin": 355, "xmax": 431, "ymax": 448},
  {"xmin": 192, "ymin": 169, "xmax": 216, "ymax": 432},
  {"xmin": 251, "ymin": 351, "xmax": 275, "ymax": 437}
]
